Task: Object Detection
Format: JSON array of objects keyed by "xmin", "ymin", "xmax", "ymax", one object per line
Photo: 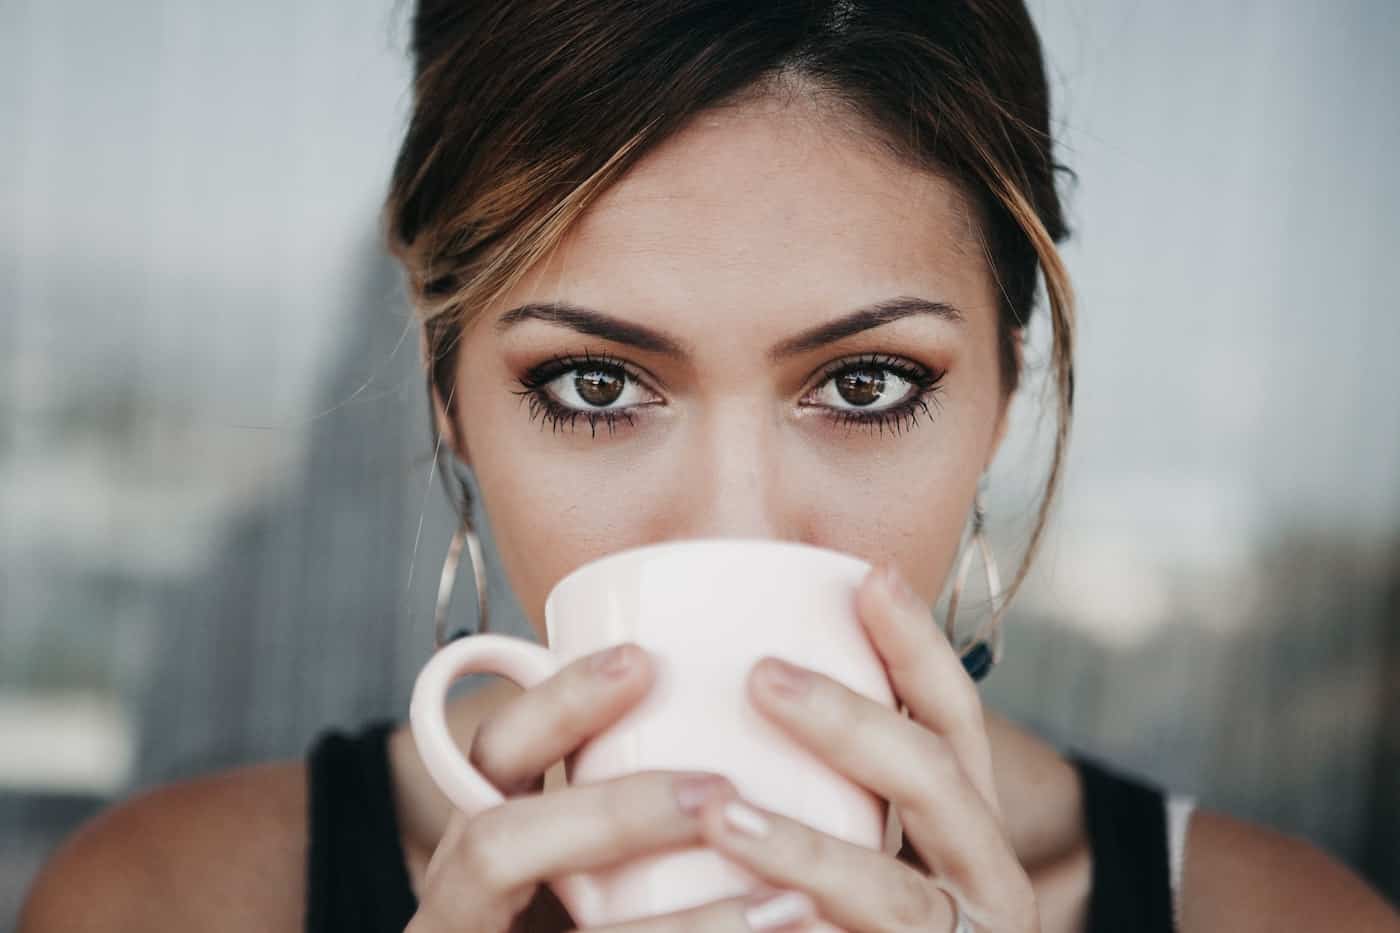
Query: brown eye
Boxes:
[
  {"xmin": 575, "ymin": 368, "xmax": 624, "ymax": 407},
  {"xmin": 797, "ymin": 352, "xmax": 945, "ymax": 436},
  {"xmin": 809, "ymin": 363, "xmax": 915, "ymax": 413},
  {"xmin": 523, "ymin": 358, "xmax": 659, "ymax": 414},
  {"xmin": 835, "ymin": 368, "xmax": 886, "ymax": 407}
]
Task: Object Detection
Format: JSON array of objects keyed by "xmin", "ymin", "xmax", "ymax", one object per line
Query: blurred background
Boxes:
[{"xmin": 2, "ymin": 0, "xmax": 1397, "ymax": 926}]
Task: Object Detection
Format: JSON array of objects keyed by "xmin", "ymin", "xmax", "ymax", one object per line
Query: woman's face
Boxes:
[{"xmin": 431, "ymin": 94, "xmax": 1014, "ymax": 640}]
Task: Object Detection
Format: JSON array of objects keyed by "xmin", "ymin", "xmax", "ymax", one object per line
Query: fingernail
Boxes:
[
  {"xmin": 675, "ymin": 774, "xmax": 732, "ymax": 815},
  {"xmin": 744, "ymin": 890, "xmax": 814, "ymax": 931},
  {"xmin": 723, "ymin": 801, "xmax": 770, "ymax": 838},
  {"xmin": 589, "ymin": 644, "xmax": 634, "ymax": 678},
  {"xmin": 759, "ymin": 658, "xmax": 810, "ymax": 698}
]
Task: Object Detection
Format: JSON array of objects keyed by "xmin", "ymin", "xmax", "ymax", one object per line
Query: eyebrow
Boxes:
[{"xmin": 494, "ymin": 295, "xmax": 965, "ymax": 362}]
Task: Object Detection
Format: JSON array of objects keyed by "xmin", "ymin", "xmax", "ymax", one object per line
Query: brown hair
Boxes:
[{"xmin": 384, "ymin": 0, "xmax": 1075, "ymax": 614}]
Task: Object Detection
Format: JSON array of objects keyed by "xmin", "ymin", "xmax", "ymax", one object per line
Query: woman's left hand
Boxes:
[{"xmin": 572, "ymin": 561, "xmax": 1039, "ymax": 933}]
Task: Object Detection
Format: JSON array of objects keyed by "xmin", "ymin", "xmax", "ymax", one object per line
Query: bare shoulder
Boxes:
[
  {"xmin": 18, "ymin": 760, "xmax": 308, "ymax": 933},
  {"xmin": 1181, "ymin": 807, "xmax": 1400, "ymax": 932},
  {"xmin": 983, "ymin": 712, "xmax": 1400, "ymax": 931}
]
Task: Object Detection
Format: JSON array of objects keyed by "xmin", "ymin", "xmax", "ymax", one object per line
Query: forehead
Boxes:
[{"xmin": 499, "ymin": 94, "xmax": 993, "ymax": 337}]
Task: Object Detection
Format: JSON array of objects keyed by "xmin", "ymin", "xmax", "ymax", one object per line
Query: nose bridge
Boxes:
[{"xmin": 685, "ymin": 396, "xmax": 785, "ymax": 540}]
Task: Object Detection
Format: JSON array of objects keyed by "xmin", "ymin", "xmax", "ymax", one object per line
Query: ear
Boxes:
[
  {"xmin": 420, "ymin": 328, "xmax": 471, "ymax": 468},
  {"xmin": 985, "ymin": 327, "xmax": 1024, "ymax": 471}
]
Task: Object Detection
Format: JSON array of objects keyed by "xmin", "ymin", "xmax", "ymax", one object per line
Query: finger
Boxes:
[
  {"xmin": 572, "ymin": 887, "xmax": 821, "ymax": 933},
  {"xmin": 696, "ymin": 798, "xmax": 954, "ymax": 933},
  {"xmin": 418, "ymin": 769, "xmax": 738, "ymax": 930},
  {"xmin": 853, "ymin": 561, "xmax": 999, "ymax": 817},
  {"xmin": 468, "ymin": 642, "xmax": 655, "ymax": 794},
  {"xmin": 746, "ymin": 658, "xmax": 1023, "ymax": 908}
]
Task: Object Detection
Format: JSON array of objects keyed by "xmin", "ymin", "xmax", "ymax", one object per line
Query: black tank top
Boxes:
[{"xmin": 304, "ymin": 720, "xmax": 1186, "ymax": 933}]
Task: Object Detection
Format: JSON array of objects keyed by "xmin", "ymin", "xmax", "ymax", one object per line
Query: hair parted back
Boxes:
[{"xmin": 383, "ymin": 0, "xmax": 1076, "ymax": 614}]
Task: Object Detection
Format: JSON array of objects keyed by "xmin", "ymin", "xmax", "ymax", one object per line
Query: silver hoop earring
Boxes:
[
  {"xmin": 944, "ymin": 482, "xmax": 1005, "ymax": 682},
  {"xmin": 435, "ymin": 517, "xmax": 489, "ymax": 646}
]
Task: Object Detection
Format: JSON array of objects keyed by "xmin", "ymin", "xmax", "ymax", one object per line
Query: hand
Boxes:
[
  {"xmin": 406, "ymin": 644, "xmax": 747, "ymax": 933},
  {"xmin": 569, "ymin": 562, "xmax": 1039, "ymax": 933}
]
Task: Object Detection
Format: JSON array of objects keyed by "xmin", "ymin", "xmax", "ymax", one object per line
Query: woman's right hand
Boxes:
[{"xmin": 405, "ymin": 643, "xmax": 741, "ymax": 933}]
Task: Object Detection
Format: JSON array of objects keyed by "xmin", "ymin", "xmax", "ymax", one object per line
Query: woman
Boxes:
[{"xmin": 21, "ymin": 2, "xmax": 1400, "ymax": 932}]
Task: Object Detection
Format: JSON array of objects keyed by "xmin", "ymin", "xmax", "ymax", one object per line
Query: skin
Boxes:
[
  {"xmin": 19, "ymin": 93, "xmax": 1400, "ymax": 933},
  {"xmin": 402, "ymin": 577, "xmax": 1038, "ymax": 933},
  {"xmin": 412, "ymin": 90, "xmax": 1020, "ymax": 929},
  {"xmin": 438, "ymin": 94, "xmax": 1007, "ymax": 627}
]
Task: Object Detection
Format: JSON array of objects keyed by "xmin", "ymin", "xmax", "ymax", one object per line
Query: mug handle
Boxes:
[
  {"xmin": 409, "ymin": 633, "xmax": 562, "ymax": 815},
  {"xmin": 409, "ymin": 635, "xmax": 612, "ymax": 924}
]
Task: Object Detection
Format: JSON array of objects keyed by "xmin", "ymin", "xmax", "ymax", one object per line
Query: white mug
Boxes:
[{"xmin": 410, "ymin": 537, "xmax": 896, "ymax": 927}]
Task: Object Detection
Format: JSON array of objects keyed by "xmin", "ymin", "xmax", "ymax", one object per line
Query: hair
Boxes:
[{"xmin": 384, "ymin": 0, "xmax": 1075, "ymax": 621}]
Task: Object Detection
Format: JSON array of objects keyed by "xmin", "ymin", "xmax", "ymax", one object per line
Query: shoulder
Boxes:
[
  {"xmin": 18, "ymin": 760, "xmax": 308, "ymax": 933},
  {"xmin": 984, "ymin": 713, "xmax": 1400, "ymax": 931},
  {"xmin": 1180, "ymin": 807, "xmax": 1400, "ymax": 932}
]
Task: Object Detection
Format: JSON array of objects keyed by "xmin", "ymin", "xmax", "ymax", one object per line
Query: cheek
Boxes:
[
  {"xmin": 459, "ymin": 357, "xmax": 998, "ymax": 634},
  {"xmin": 796, "ymin": 453, "xmax": 977, "ymax": 606},
  {"xmin": 782, "ymin": 386, "xmax": 994, "ymax": 604},
  {"xmin": 473, "ymin": 438, "xmax": 983, "ymax": 638},
  {"xmin": 469, "ymin": 446, "xmax": 641, "ymax": 638}
]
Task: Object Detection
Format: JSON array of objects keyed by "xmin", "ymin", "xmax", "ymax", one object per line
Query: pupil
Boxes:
[
  {"xmin": 576, "ymin": 368, "xmax": 623, "ymax": 406},
  {"xmin": 837, "ymin": 369, "xmax": 885, "ymax": 407}
]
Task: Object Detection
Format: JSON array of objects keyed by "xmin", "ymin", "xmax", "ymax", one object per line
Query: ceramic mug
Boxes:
[{"xmin": 409, "ymin": 536, "xmax": 896, "ymax": 928}]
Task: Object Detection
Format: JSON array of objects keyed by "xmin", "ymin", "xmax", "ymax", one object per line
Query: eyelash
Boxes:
[
  {"xmin": 510, "ymin": 349, "xmax": 649, "ymax": 438},
  {"xmin": 809, "ymin": 351, "xmax": 945, "ymax": 436},
  {"xmin": 510, "ymin": 349, "xmax": 945, "ymax": 438}
]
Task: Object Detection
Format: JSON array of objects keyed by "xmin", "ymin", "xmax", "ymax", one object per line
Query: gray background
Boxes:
[{"xmin": 3, "ymin": 0, "xmax": 1398, "ymax": 926}]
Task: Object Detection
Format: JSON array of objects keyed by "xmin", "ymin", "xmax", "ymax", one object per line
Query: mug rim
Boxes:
[{"xmin": 546, "ymin": 536, "xmax": 873, "ymax": 609}]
